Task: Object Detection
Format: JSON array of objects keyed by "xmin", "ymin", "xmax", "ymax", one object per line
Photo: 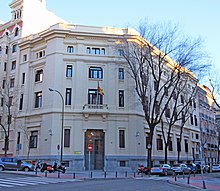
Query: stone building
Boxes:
[{"xmin": 0, "ymin": 0, "xmax": 202, "ymax": 171}]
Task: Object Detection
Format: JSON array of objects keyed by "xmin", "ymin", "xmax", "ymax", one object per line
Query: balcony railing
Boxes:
[{"xmin": 82, "ymin": 104, "xmax": 109, "ymax": 116}]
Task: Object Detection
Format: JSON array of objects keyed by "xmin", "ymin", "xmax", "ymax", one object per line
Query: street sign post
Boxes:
[{"xmin": 88, "ymin": 144, "xmax": 92, "ymax": 173}]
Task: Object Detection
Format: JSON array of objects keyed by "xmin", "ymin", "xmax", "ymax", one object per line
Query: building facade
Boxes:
[
  {"xmin": 198, "ymin": 85, "xmax": 219, "ymax": 164},
  {"xmin": 0, "ymin": 0, "xmax": 204, "ymax": 171}
]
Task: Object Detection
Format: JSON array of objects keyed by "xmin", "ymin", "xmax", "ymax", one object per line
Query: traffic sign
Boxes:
[{"xmin": 88, "ymin": 144, "xmax": 92, "ymax": 151}]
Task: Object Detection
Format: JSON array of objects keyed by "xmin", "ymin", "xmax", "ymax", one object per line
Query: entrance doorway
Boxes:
[{"xmin": 85, "ymin": 130, "xmax": 105, "ymax": 170}]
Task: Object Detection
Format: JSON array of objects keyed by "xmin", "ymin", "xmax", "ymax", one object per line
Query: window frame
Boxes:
[
  {"xmin": 66, "ymin": 65, "xmax": 73, "ymax": 77},
  {"xmin": 64, "ymin": 129, "xmax": 70, "ymax": 147},
  {"xmin": 119, "ymin": 90, "xmax": 124, "ymax": 107},
  {"xmin": 89, "ymin": 67, "xmax": 103, "ymax": 79},
  {"xmin": 119, "ymin": 129, "xmax": 125, "ymax": 148},
  {"xmin": 29, "ymin": 131, "xmax": 38, "ymax": 148},
  {"xmin": 35, "ymin": 91, "xmax": 42, "ymax": 108}
]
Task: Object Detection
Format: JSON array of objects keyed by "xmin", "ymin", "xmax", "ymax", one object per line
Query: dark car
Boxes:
[{"xmin": 0, "ymin": 157, "xmax": 35, "ymax": 171}]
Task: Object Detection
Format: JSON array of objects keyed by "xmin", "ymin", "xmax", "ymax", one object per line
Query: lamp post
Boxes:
[
  {"xmin": 49, "ymin": 88, "xmax": 64, "ymax": 163},
  {"xmin": 147, "ymin": 144, "xmax": 152, "ymax": 168}
]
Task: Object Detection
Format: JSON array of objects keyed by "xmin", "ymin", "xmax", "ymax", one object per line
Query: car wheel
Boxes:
[
  {"xmin": 0, "ymin": 166, "xmax": 4, "ymax": 171},
  {"xmin": 24, "ymin": 167, "xmax": 29, "ymax": 172}
]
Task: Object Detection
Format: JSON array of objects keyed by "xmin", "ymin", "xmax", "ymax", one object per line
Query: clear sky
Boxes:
[{"xmin": 0, "ymin": 0, "xmax": 219, "ymax": 76}]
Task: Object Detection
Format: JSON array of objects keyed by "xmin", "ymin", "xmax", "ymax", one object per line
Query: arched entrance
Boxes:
[{"xmin": 85, "ymin": 130, "xmax": 105, "ymax": 170}]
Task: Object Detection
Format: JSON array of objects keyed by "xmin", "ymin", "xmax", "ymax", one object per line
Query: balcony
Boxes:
[{"xmin": 82, "ymin": 104, "xmax": 109, "ymax": 119}]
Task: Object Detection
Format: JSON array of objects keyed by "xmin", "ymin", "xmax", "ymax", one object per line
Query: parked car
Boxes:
[
  {"xmin": 171, "ymin": 164, "xmax": 191, "ymax": 174},
  {"xmin": 194, "ymin": 161, "xmax": 210, "ymax": 173},
  {"xmin": 186, "ymin": 163, "xmax": 197, "ymax": 173},
  {"xmin": 0, "ymin": 157, "xmax": 35, "ymax": 171},
  {"xmin": 150, "ymin": 164, "xmax": 173, "ymax": 176},
  {"xmin": 211, "ymin": 164, "xmax": 220, "ymax": 172}
]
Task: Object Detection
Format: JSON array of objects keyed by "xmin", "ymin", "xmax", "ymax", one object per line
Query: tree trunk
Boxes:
[
  {"xmin": 4, "ymin": 136, "xmax": 8, "ymax": 157},
  {"xmin": 164, "ymin": 144, "xmax": 168, "ymax": 164}
]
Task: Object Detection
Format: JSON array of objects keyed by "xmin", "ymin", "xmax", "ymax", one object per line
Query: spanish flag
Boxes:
[{"xmin": 98, "ymin": 81, "xmax": 104, "ymax": 95}]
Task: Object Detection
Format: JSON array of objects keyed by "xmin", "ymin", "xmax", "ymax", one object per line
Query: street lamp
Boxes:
[
  {"xmin": 48, "ymin": 88, "xmax": 64, "ymax": 163},
  {"xmin": 147, "ymin": 143, "xmax": 152, "ymax": 168}
]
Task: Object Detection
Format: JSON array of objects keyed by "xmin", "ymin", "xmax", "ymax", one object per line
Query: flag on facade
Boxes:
[{"xmin": 97, "ymin": 81, "xmax": 104, "ymax": 95}]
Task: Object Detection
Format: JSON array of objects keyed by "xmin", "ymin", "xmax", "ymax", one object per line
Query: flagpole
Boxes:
[{"xmin": 96, "ymin": 81, "xmax": 99, "ymax": 106}]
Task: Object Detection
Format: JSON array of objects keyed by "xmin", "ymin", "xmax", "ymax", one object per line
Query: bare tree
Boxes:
[
  {"xmin": 0, "ymin": 77, "xmax": 20, "ymax": 156},
  {"xmin": 118, "ymin": 20, "xmax": 210, "ymax": 167},
  {"xmin": 161, "ymin": 75, "xmax": 197, "ymax": 163}
]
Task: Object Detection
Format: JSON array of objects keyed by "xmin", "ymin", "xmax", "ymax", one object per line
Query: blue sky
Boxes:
[{"xmin": 0, "ymin": 0, "xmax": 219, "ymax": 76}]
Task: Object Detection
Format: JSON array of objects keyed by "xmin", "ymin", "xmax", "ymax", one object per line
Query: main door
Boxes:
[{"xmin": 85, "ymin": 130, "xmax": 104, "ymax": 170}]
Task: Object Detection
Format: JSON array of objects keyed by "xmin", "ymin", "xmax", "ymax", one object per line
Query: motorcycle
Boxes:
[
  {"xmin": 40, "ymin": 162, "xmax": 54, "ymax": 173},
  {"xmin": 137, "ymin": 164, "xmax": 150, "ymax": 175},
  {"xmin": 53, "ymin": 162, "xmax": 66, "ymax": 174}
]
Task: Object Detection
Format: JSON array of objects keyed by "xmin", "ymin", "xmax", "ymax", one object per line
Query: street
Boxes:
[{"xmin": 0, "ymin": 173, "xmax": 199, "ymax": 191}]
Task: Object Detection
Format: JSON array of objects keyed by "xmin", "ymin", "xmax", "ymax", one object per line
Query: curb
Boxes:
[{"xmin": 168, "ymin": 179, "xmax": 204, "ymax": 190}]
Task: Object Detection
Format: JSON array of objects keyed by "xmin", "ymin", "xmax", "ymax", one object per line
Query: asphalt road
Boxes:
[{"xmin": 0, "ymin": 173, "xmax": 199, "ymax": 191}]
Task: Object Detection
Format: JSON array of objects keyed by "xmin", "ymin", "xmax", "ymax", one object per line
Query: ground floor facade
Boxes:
[{"xmin": 1, "ymin": 111, "xmax": 217, "ymax": 171}]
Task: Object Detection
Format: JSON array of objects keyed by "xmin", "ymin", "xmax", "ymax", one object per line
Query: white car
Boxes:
[
  {"xmin": 171, "ymin": 164, "xmax": 191, "ymax": 174},
  {"xmin": 211, "ymin": 164, "xmax": 220, "ymax": 172},
  {"xmin": 150, "ymin": 164, "xmax": 173, "ymax": 176}
]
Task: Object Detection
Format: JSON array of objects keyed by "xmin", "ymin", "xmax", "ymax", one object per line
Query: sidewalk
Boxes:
[{"xmin": 169, "ymin": 173, "xmax": 220, "ymax": 191}]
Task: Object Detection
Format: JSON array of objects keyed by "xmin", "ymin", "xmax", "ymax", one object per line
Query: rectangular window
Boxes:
[
  {"xmin": 155, "ymin": 101, "xmax": 160, "ymax": 115},
  {"xmin": 2, "ymin": 80, "xmax": 5, "ymax": 89},
  {"xmin": 22, "ymin": 73, "xmax": 25, "ymax": 84},
  {"xmin": 4, "ymin": 62, "xmax": 7, "ymax": 71},
  {"xmin": 185, "ymin": 140, "xmax": 188, "ymax": 152},
  {"xmin": 29, "ymin": 131, "xmax": 38, "ymax": 148},
  {"xmin": 35, "ymin": 69, "xmax": 43, "ymax": 82},
  {"xmin": 157, "ymin": 135, "xmax": 163, "ymax": 150},
  {"xmin": 154, "ymin": 81, "xmax": 158, "ymax": 91},
  {"xmin": 119, "ymin": 161, "xmax": 126, "ymax": 167},
  {"xmin": 10, "ymin": 78, "xmax": 15, "ymax": 88},
  {"xmin": 17, "ymin": 132, "xmax": 21, "ymax": 145},
  {"xmin": 9, "ymin": 97, "xmax": 13, "ymax": 107},
  {"xmin": 88, "ymin": 89, "xmax": 103, "ymax": 105},
  {"xmin": 67, "ymin": 46, "xmax": 74, "ymax": 53},
  {"xmin": 65, "ymin": 88, "xmax": 72, "ymax": 105},
  {"xmin": 119, "ymin": 130, "xmax": 125, "ymax": 148},
  {"xmin": 23, "ymin": 54, "xmax": 27, "ymax": 62},
  {"xmin": 64, "ymin": 129, "xmax": 70, "ymax": 147},
  {"xmin": 118, "ymin": 49, "xmax": 124, "ymax": 56},
  {"xmin": 118, "ymin": 68, "xmax": 124, "ymax": 80},
  {"xmin": 86, "ymin": 47, "xmax": 91, "ymax": 54},
  {"xmin": 180, "ymin": 95, "xmax": 184, "ymax": 103},
  {"xmin": 66, "ymin": 65, "xmax": 72, "ymax": 77},
  {"xmin": 168, "ymin": 138, "xmax": 173, "ymax": 151},
  {"xmin": 164, "ymin": 87, "xmax": 168, "ymax": 96},
  {"xmin": 11, "ymin": 61, "xmax": 16, "ymax": 70},
  {"xmin": 35, "ymin": 91, "xmax": 42, "ymax": 108},
  {"xmin": 119, "ymin": 90, "xmax": 124, "ymax": 107},
  {"xmin": 177, "ymin": 138, "xmax": 181, "ymax": 152},
  {"xmin": 1, "ymin": 97, "xmax": 3, "ymax": 107},
  {"xmin": 12, "ymin": 44, "xmax": 18, "ymax": 53},
  {"xmin": 190, "ymin": 114, "xmax": 194, "ymax": 125},
  {"xmin": 19, "ymin": 94, "xmax": 23, "ymax": 110},
  {"xmin": 5, "ymin": 46, "xmax": 8, "ymax": 54},
  {"xmin": 165, "ymin": 108, "xmax": 170, "ymax": 118},
  {"xmin": 89, "ymin": 67, "xmax": 103, "ymax": 79},
  {"xmin": 194, "ymin": 115, "xmax": 198, "ymax": 126}
]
